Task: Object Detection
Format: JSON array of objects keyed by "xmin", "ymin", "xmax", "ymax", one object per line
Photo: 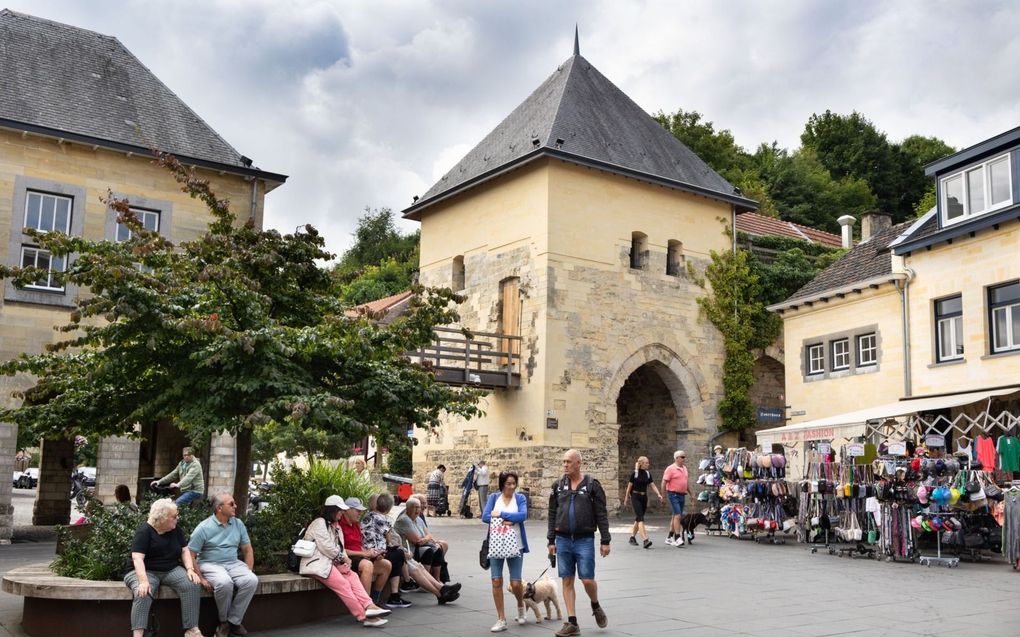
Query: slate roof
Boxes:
[
  {"xmin": 404, "ymin": 52, "xmax": 756, "ymax": 218},
  {"xmin": 0, "ymin": 9, "xmax": 282, "ymax": 179},
  {"xmin": 736, "ymin": 212, "xmax": 842, "ymax": 247},
  {"xmin": 782, "ymin": 221, "xmax": 912, "ymax": 304}
]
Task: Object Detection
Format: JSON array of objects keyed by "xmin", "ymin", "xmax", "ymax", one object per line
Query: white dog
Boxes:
[{"xmin": 512, "ymin": 574, "xmax": 562, "ymax": 623}]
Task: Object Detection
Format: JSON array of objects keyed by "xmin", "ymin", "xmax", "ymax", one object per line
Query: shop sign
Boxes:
[
  {"xmin": 886, "ymin": 441, "xmax": 907, "ymax": 456},
  {"xmin": 817, "ymin": 442, "xmax": 832, "ymax": 455},
  {"xmin": 924, "ymin": 434, "xmax": 946, "ymax": 447},
  {"xmin": 757, "ymin": 407, "xmax": 784, "ymax": 422},
  {"xmin": 846, "ymin": 443, "xmax": 866, "ymax": 457},
  {"xmin": 779, "ymin": 427, "xmax": 837, "ymax": 443},
  {"xmin": 546, "ymin": 418, "xmax": 559, "ymax": 429},
  {"xmin": 758, "ymin": 437, "xmax": 773, "ymax": 451}
]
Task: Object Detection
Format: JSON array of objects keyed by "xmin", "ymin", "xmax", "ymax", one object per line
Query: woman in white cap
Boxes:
[{"xmin": 299, "ymin": 495, "xmax": 392, "ymax": 628}]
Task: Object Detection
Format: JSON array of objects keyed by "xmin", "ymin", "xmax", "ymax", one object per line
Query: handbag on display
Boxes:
[{"xmin": 487, "ymin": 519, "xmax": 521, "ymax": 560}]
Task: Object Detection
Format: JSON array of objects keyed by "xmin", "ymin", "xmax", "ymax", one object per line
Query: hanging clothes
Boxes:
[
  {"xmin": 976, "ymin": 435, "xmax": 997, "ymax": 472},
  {"xmin": 957, "ymin": 438, "xmax": 975, "ymax": 462},
  {"xmin": 1003, "ymin": 490, "xmax": 1020, "ymax": 567},
  {"xmin": 996, "ymin": 436, "xmax": 1020, "ymax": 472}
]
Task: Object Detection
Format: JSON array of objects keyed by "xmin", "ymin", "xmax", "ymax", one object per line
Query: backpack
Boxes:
[{"xmin": 555, "ymin": 474, "xmax": 598, "ymax": 504}]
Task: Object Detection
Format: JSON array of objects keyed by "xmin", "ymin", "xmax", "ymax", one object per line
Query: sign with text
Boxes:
[
  {"xmin": 817, "ymin": 442, "xmax": 832, "ymax": 455},
  {"xmin": 846, "ymin": 443, "xmax": 866, "ymax": 457},
  {"xmin": 886, "ymin": 441, "xmax": 907, "ymax": 456},
  {"xmin": 924, "ymin": 434, "xmax": 946, "ymax": 448},
  {"xmin": 757, "ymin": 407, "xmax": 784, "ymax": 422},
  {"xmin": 758, "ymin": 437, "xmax": 773, "ymax": 451}
]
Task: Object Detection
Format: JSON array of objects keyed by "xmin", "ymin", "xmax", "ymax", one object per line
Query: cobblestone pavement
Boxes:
[{"xmin": 2, "ymin": 515, "xmax": 1018, "ymax": 637}]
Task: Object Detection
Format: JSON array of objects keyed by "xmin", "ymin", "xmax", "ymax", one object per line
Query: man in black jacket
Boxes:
[{"xmin": 547, "ymin": 449, "xmax": 610, "ymax": 636}]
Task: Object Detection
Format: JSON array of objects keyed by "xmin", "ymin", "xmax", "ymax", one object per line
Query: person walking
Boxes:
[
  {"xmin": 547, "ymin": 449, "xmax": 610, "ymax": 636},
  {"xmin": 425, "ymin": 464, "xmax": 446, "ymax": 516},
  {"xmin": 475, "ymin": 460, "xmax": 490, "ymax": 512},
  {"xmin": 482, "ymin": 470, "xmax": 530, "ymax": 632},
  {"xmin": 152, "ymin": 447, "xmax": 205, "ymax": 506},
  {"xmin": 458, "ymin": 463, "xmax": 476, "ymax": 517},
  {"xmin": 622, "ymin": 456, "xmax": 663, "ymax": 549},
  {"xmin": 661, "ymin": 450, "xmax": 690, "ymax": 546}
]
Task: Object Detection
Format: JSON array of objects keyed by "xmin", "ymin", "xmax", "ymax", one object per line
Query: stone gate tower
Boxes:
[{"xmin": 404, "ymin": 38, "xmax": 756, "ymax": 516}]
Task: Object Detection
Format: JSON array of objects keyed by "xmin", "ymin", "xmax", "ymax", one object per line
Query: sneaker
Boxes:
[
  {"xmin": 214, "ymin": 623, "xmax": 230, "ymax": 637},
  {"xmin": 385, "ymin": 596, "xmax": 412, "ymax": 609},
  {"xmin": 675, "ymin": 537, "xmax": 685, "ymax": 546},
  {"xmin": 491, "ymin": 619, "xmax": 508, "ymax": 632},
  {"xmin": 593, "ymin": 605, "xmax": 608, "ymax": 628},
  {"xmin": 516, "ymin": 608, "xmax": 528, "ymax": 624},
  {"xmin": 363, "ymin": 617, "xmax": 388, "ymax": 628},
  {"xmin": 555, "ymin": 622, "xmax": 581, "ymax": 636},
  {"xmin": 365, "ymin": 607, "xmax": 391, "ymax": 618},
  {"xmin": 184, "ymin": 628, "xmax": 205, "ymax": 637},
  {"xmin": 400, "ymin": 581, "xmax": 420, "ymax": 592},
  {"xmin": 229, "ymin": 623, "xmax": 248, "ymax": 637},
  {"xmin": 664, "ymin": 536, "xmax": 676, "ymax": 546},
  {"xmin": 628, "ymin": 536, "xmax": 638, "ymax": 546},
  {"xmin": 643, "ymin": 539, "xmax": 653, "ymax": 549},
  {"xmin": 438, "ymin": 584, "xmax": 460, "ymax": 605}
]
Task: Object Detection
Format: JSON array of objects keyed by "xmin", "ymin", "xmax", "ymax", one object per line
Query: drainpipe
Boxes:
[
  {"xmin": 731, "ymin": 205, "xmax": 737, "ymax": 254},
  {"xmin": 895, "ymin": 268, "xmax": 916, "ymax": 397},
  {"xmin": 249, "ymin": 179, "xmax": 258, "ymax": 223}
]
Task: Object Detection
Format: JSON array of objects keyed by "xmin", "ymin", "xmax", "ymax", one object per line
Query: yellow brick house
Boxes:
[
  {"xmin": 0, "ymin": 9, "xmax": 286, "ymax": 533},
  {"xmin": 761, "ymin": 128, "xmax": 1020, "ymax": 469}
]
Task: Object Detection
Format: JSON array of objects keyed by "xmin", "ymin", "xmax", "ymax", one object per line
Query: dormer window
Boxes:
[{"xmin": 940, "ymin": 153, "xmax": 1012, "ymax": 226}]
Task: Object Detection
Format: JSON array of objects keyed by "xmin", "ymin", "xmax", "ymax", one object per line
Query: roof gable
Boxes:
[
  {"xmin": 0, "ymin": 9, "xmax": 263, "ymax": 173},
  {"xmin": 405, "ymin": 53, "xmax": 755, "ymax": 217},
  {"xmin": 736, "ymin": 212, "xmax": 842, "ymax": 247}
]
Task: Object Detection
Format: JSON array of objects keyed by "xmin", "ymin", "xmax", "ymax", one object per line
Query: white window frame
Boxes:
[
  {"xmin": 115, "ymin": 207, "xmax": 161, "ymax": 242},
  {"xmin": 856, "ymin": 333, "xmax": 877, "ymax": 367},
  {"xmin": 24, "ymin": 191, "xmax": 72, "ymax": 234},
  {"xmin": 989, "ymin": 282, "xmax": 1020, "ymax": 354},
  {"xmin": 20, "ymin": 246, "xmax": 65, "ymax": 292},
  {"xmin": 941, "ymin": 152, "xmax": 1013, "ymax": 226},
  {"xmin": 831, "ymin": 338, "xmax": 850, "ymax": 371},
  {"xmin": 806, "ymin": 343, "xmax": 824, "ymax": 375}
]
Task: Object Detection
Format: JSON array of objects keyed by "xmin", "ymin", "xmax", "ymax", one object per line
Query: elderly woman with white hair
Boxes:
[{"xmin": 124, "ymin": 498, "xmax": 205, "ymax": 637}]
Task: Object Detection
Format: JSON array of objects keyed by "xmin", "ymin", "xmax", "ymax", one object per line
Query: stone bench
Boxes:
[{"xmin": 2, "ymin": 563, "xmax": 347, "ymax": 637}]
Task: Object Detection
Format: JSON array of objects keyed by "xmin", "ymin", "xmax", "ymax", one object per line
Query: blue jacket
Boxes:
[{"xmin": 481, "ymin": 491, "xmax": 530, "ymax": 553}]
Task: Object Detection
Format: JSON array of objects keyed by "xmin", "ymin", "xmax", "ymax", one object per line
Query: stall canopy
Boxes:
[{"xmin": 756, "ymin": 386, "xmax": 1020, "ymax": 444}]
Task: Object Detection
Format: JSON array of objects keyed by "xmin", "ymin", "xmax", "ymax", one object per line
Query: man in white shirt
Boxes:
[{"xmin": 475, "ymin": 460, "xmax": 490, "ymax": 511}]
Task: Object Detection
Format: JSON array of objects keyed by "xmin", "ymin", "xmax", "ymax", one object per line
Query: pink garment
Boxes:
[
  {"xmin": 315, "ymin": 564, "xmax": 373, "ymax": 620},
  {"xmin": 976, "ymin": 436, "xmax": 997, "ymax": 473}
]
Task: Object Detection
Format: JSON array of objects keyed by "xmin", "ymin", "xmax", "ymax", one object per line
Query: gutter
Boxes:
[
  {"xmin": 0, "ymin": 118, "xmax": 288, "ymax": 184},
  {"xmin": 894, "ymin": 268, "xmax": 916, "ymax": 397},
  {"xmin": 767, "ymin": 273, "xmax": 907, "ymax": 313}
]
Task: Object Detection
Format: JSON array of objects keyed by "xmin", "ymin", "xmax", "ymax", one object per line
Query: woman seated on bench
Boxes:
[{"xmin": 124, "ymin": 498, "xmax": 205, "ymax": 637}]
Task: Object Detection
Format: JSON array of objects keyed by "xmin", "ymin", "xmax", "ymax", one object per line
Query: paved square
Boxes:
[{"xmin": 2, "ymin": 516, "xmax": 1017, "ymax": 637}]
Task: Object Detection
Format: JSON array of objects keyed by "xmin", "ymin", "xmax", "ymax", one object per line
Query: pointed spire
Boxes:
[{"xmin": 573, "ymin": 24, "xmax": 580, "ymax": 56}]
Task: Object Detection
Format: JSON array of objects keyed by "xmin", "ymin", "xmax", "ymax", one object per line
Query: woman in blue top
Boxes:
[{"xmin": 482, "ymin": 470, "xmax": 529, "ymax": 632}]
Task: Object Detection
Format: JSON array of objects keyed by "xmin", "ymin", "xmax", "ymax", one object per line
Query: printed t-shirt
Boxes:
[
  {"xmin": 662, "ymin": 464, "xmax": 689, "ymax": 494},
  {"xmin": 131, "ymin": 522, "xmax": 185, "ymax": 572}
]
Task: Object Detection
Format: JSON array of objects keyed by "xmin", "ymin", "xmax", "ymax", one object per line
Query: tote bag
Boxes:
[{"xmin": 487, "ymin": 519, "xmax": 521, "ymax": 559}]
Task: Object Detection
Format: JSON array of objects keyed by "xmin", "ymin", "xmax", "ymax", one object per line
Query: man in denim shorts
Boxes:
[
  {"xmin": 661, "ymin": 450, "xmax": 689, "ymax": 546},
  {"xmin": 547, "ymin": 449, "xmax": 610, "ymax": 636}
]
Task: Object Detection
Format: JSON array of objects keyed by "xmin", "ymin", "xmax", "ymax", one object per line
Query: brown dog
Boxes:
[{"xmin": 510, "ymin": 574, "xmax": 562, "ymax": 623}]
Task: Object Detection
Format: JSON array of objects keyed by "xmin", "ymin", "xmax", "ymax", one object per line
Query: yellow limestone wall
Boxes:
[
  {"xmin": 780, "ymin": 286, "xmax": 905, "ymax": 425},
  {"xmin": 905, "ymin": 222, "xmax": 1020, "ymax": 395}
]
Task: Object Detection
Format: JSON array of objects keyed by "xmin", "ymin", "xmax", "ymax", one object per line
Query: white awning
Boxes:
[{"xmin": 756, "ymin": 386, "xmax": 1020, "ymax": 444}]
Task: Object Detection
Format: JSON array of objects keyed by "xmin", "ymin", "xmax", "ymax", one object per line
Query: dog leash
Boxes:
[{"xmin": 528, "ymin": 567, "xmax": 550, "ymax": 587}]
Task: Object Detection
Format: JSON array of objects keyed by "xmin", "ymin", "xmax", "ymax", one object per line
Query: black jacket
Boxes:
[{"xmin": 547, "ymin": 474, "xmax": 611, "ymax": 545}]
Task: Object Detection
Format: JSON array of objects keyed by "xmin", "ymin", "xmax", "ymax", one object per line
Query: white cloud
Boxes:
[{"xmin": 6, "ymin": 0, "xmax": 1020, "ymax": 256}]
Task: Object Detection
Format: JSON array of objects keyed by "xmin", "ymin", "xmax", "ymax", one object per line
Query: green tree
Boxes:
[
  {"xmin": 0, "ymin": 153, "xmax": 482, "ymax": 513},
  {"xmin": 334, "ymin": 208, "xmax": 419, "ymax": 304},
  {"xmin": 654, "ymin": 108, "xmax": 752, "ymax": 183},
  {"xmin": 898, "ymin": 135, "xmax": 955, "ymax": 219},
  {"xmin": 339, "ymin": 257, "xmax": 416, "ymax": 305}
]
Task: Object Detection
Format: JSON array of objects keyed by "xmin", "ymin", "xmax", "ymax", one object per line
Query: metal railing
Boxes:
[{"xmin": 408, "ymin": 326, "xmax": 522, "ymax": 389}]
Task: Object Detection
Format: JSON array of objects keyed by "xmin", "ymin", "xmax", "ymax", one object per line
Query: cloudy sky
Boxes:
[{"xmin": 8, "ymin": 0, "xmax": 1020, "ymax": 257}]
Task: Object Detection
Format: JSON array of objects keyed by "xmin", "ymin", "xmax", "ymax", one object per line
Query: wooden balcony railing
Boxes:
[{"xmin": 408, "ymin": 326, "xmax": 521, "ymax": 389}]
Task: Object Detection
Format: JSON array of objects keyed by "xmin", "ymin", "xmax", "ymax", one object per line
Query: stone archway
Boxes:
[{"xmin": 604, "ymin": 344, "xmax": 700, "ymax": 514}]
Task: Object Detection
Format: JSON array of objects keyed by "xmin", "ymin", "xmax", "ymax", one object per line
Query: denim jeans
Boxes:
[{"xmin": 554, "ymin": 535, "xmax": 595, "ymax": 580}]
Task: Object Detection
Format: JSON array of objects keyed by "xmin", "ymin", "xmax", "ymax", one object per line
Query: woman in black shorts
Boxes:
[{"xmin": 623, "ymin": 456, "xmax": 664, "ymax": 548}]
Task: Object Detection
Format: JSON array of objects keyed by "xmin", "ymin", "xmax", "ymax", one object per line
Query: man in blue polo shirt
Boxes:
[{"xmin": 189, "ymin": 493, "xmax": 258, "ymax": 637}]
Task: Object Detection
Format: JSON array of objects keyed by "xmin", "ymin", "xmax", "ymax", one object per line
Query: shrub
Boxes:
[
  {"xmin": 247, "ymin": 461, "xmax": 379, "ymax": 572},
  {"xmin": 387, "ymin": 441, "xmax": 413, "ymax": 476}
]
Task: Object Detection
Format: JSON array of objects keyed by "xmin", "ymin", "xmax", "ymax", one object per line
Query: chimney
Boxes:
[
  {"xmin": 861, "ymin": 212, "xmax": 892, "ymax": 241},
  {"xmin": 837, "ymin": 215, "xmax": 856, "ymax": 249}
]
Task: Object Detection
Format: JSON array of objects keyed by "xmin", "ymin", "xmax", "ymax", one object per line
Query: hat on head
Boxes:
[
  {"xmin": 713, "ymin": 444, "xmax": 723, "ymax": 451},
  {"xmin": 324, "ymin": 495, "xmax": 349, "ymax": 509},
  {"xmin": 344, "ymin": 497, "xmax": 366, "ymax": 511}
]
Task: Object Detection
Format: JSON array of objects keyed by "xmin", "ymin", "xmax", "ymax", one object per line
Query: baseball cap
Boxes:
[
  {"xmin": 324, "ymin": 495, "xmax": 349, "ymax": 509},
  {"xmin": 344, "ymin": 497, "xmax": 366, "ymax": 511}
]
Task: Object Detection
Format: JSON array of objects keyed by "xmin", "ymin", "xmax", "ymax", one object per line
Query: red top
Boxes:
[
  {"xmin": 976, "ymin": 435, "xmax": 997, "ymax": 473},
  {"xmin": 662, "ymin": 464, "xmax": 689, "ymax": 494},
  {"xmin": 338, "ymin": 516, "xmax": 363, "ymax": 552}
]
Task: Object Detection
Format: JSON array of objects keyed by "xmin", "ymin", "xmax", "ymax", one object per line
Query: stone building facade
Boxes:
[
  {"xmin": 0, "ymin": 10, "xmax": 285, "ymax": 538},
  {"xmin": 406, "ymin": 43, "xmax": 756, "ymax": 517}
]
